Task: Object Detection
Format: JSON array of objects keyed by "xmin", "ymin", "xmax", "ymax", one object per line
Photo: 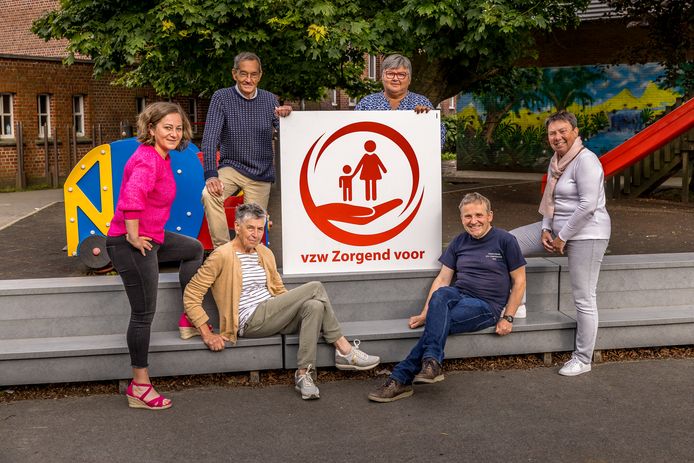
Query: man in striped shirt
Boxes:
[
  {"xmin": 183, "ymin": 203, "xmax": 380, "ymax": 400},
  {"xmin": 201, "ymin": 52, "xmax": 292, "ymax": 248}
]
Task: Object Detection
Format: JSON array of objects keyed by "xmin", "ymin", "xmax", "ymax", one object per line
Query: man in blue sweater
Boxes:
[{"xmin": 201, "ymin": 52, "xmax": 292, "ymax": 248}]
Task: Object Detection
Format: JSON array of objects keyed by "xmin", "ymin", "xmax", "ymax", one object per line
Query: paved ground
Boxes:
[{"xmin": 1, "ymin": 358, "xmax": 692, "ymax": 462}]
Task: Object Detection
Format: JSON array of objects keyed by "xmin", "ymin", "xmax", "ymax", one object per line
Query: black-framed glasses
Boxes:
[{"xmin": 384, "ymin": 71, "xmax": 408, "ymax": 80}]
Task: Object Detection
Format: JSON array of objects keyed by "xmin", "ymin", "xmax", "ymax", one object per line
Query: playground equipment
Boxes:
[{"xmin": 63, "ymin": 138, "xmax": 243, "ymax": 269}]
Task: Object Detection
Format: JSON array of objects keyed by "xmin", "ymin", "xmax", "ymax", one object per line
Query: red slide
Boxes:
[
  {"xmin": 543, "ymin": 97, "xmax": 694, "ymax": 189},
  {"xmin": 599, "ymin": 97, "xmax": 694, "ymax": 179}
]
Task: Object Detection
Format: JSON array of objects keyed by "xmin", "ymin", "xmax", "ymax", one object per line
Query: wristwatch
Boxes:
[{"xmin": 501, "ymin": 315, "xmax": 514, "ymax": 323}]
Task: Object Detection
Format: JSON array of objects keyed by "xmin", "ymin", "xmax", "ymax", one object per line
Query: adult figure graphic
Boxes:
[
  {"xmin": 201, "ymin": 51, "xmax": 292, "ymax": 248},
  {"xmin": 106, "ymin": 102, "xmax": 204, "ymax": 410},
  {"xmin": 353, "ymin": 140, "xmax": 387, "ymax": 201},
  {"xmin": 354, "ymin": 53, "xmax": 444, "ymax": 147},
  {"xmin": 511, "ymin": 110, "xmax": 611, "ymax": 377}
]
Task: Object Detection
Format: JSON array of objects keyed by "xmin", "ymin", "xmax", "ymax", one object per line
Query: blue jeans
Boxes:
[{"xmin": 390, "ymin": 286, "xmax": 497, "ymax": 385}]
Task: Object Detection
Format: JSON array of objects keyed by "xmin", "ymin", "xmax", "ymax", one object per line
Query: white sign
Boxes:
[{"xmin": 280, "ymin": 111, "xmax": 442, "ymax": 274}]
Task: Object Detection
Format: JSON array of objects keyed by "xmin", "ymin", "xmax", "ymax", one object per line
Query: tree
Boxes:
[
  {"xmin": 472, "ymin": 68, "xmax": 542, "ymax": 144},
  {"xmin": 607, "ymin": 0, "xmax": 694, "ymax": 98},
  {"xmin": 32, "ymin": 0, "xmax": 591, "ymax": 104},
  {"xmin": 534, "ymin": 67, "xmax": 604, "ymax": 112}
]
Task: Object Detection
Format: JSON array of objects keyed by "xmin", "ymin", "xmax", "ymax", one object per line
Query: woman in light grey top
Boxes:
[{"xmin": 511, "ymin": 110, "xmax": 611, "ymax": 376}]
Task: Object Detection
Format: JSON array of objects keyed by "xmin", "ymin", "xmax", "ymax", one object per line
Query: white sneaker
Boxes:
[
  {"xmin": 295, "ymin": 364, "xmax": 320, "ymax": 399},
  {"xmin": 515, "ymin": 304, "xmax": 526, "ymax": 319},
  {"xmin": 501, "ymin": 304, "xmax": 526, "ymax": 319},
  {"xmin": 558, "ymin": 357, "xmax": 591, "ymax": 376},
  {"xmin": 335, "ymin": 339, "xmax": 380, "ymax": 371}
]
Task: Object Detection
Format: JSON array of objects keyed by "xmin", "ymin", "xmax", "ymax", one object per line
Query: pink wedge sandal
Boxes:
[{"xmin": 126, "ymin": 381, "xmax": 172, "ymax": 410}]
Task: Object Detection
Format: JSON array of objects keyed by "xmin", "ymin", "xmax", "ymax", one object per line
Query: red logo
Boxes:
[{"xmin": 299, "ymin": 121, "xmax": 423, "ymax": 246}]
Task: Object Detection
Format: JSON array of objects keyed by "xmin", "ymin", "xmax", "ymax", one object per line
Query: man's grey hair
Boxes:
[
  {"xmin": 545, "ymin": 110, "xmax": 578, "ymax": 130},
  {"xmin": 381, "ymin": 54, "xmax": 412, "ymax": 77},
  {"xmin": 233, "ymin": 52, "xmax": 262, "ymax": 72},
  {"xmin": 235, "ymin": 202, "xmax": 267, "ymax": 223},
  {"xmin": 458, "ymin": 192, "xmax": 492, "ymax": 213}
]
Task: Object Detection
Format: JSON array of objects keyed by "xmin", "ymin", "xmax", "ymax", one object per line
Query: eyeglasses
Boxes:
[
  {"xmin": 384, "ymin": 71, "xmax": 409, "ymax": 80},
  {"xmin": 235, "ymin": 70, "xmax": 262, "ymax": 80}
]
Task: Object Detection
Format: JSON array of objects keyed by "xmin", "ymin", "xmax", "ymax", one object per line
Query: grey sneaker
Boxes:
[
  {"xmin": 413, "ymin": 358, "xmax": 444, "ymax": 384},
  {"xmin": 295, "ymin": 364, "xmax": 320, "ymax": 400},
  {"xmin": 558, "ymin": 356, "xmax": 591, "ymax": 376},
  {"xmin": 335, "ymin": 339, "xmax": 380, "ymax": 371},
  {"xmin": 368, "ymin": 377, "xmax": 413, "ymax": 403}
]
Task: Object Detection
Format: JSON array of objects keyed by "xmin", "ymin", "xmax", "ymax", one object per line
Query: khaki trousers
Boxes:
[
  {"xmin": 201, "ymin": 166, "xmax": 272, "ymax": 248},
  {"xmin": 242, "ymin": 281, "xmax": 343, "ymax": 369}
]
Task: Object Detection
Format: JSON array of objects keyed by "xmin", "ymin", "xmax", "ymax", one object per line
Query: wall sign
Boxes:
[{"xmin": 281, "ymin": 111, "xmax": 441, "ymax": 274}]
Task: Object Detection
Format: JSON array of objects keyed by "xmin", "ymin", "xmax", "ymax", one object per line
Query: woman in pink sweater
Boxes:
[{"xmin": 106, "ymin": 102, "xmax": 203, "ymax": 410}]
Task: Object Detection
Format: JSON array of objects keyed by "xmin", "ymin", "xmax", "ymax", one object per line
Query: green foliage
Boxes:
[
  {"xmin": 533, "ymin": 67, "xmax": 604, "ymax": 111},
  {"xmin": 32, "ymin": 0, "xmax": 590, "ymax": 103},
  {"xmin": 606, "ymin": 0, "xmax": 694, "ymax": 97},
  {"xmin": 456, "ymin": 120, "xmax": 551, "ymax": 172},
  {"xmin": 576, "ymin": 111, "xmax": 609, "ymax": 139}
]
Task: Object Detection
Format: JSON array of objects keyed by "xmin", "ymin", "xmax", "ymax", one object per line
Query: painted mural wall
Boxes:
[{"xmin": 453, "ymin": 63, "xmax": 682, "ymax": 172}]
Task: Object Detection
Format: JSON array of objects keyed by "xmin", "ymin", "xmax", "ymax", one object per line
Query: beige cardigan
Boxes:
[{"xmin": 182, "ymin": 242, "xmax": 287, "ymax": 343}]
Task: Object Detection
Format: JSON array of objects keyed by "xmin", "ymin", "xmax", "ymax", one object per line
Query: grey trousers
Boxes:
[
  {"xmin": 242, "ymin": 281, "xmax": 343, "ymax": 369},
  {"xmin": 511, "ymin": 222, "xmax": 608, "ymax": 364}
]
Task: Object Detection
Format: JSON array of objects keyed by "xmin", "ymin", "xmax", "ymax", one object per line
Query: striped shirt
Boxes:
[
  {"xmin": 201, "ymin": 86, "xmax": 280, "ymax": 182},
  {"xmin": 237, "ymin": 252, "xmax": 273, "ymax": 335}
]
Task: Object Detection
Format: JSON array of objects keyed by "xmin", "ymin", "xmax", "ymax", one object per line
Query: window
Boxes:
[
  {"xmin": 73, "ymin": 95, "xmax": 85, "ymax": 137},
  {"xmin": 136, "ymin": 97, "xmax": 146, "ymax": 115},
  {"xmin": 37, "ymin": 94, "xmax": 51, "ymax": 138},
  {"xmin": 348, "ymin": 97, "xmax": 358, "ymax": 107},
  {"xmin": 0, "ymin": 93, "xmax": 12, "ymax": 138},
  {"xmin": 367, "ymin": 54, "xmax": 377, "ymax": 80},
  {"xmin": 449, "ymin": 96, "xmax": 456, "ymax": 110},
  {"xmin": 187, "ymin": 99, "xmax": 198, "ymax": 133},
  {"xmin": 331, "ymin": 89, "xmax": 338, "ymax": 107}
]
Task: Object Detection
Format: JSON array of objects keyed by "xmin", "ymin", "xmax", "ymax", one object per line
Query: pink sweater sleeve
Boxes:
[{"xmin": 117, "ymin": 155, "xmax": 158, "ymax": 220}]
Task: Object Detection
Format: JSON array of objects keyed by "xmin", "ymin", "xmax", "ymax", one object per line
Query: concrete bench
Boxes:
[
  {"xmin": 2, "ymin": 253, "xmax": 694, "ymax": 386},
  {"xmin": 283, "ymin": 312, "xmax": 576, "ymax": 369},
  {"xmin": 0, "ymin": 274, "xmax": 284, "ymax": 386},
  {"xmin": 0, "ymin": 332, "xmax": 283, "ymax": 386},
  {"xmin": 553, "ymin": 253, "xmax": 694, "ymax": 355}
]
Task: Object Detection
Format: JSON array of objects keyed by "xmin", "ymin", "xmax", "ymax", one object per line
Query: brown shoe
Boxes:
[
  {"xmin": 413, "ymin": 358, "xmax": 444, "ymax": 384},
  {"xmin": 368, "ymin": 378, "xmax": 413, "ymax": 403}
]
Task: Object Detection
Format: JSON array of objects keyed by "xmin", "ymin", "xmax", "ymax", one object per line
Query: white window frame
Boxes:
[
  {"xmin": 348, "ymin": 97, "xmax": 358, "ymax": 107},
  {"xmin": 37, "ymin": 94, "xmax": 51, "ymax": 138},
  {"xmin": 187, "ymin": 98, "xmax": 198, "ymax": 133},
  {"xmin": 0, "ymin": 93, "xmax": 13, "ymax": 139},
  {"xmin": 73, "ymin": 95, "xmax": 85, "ymax": 137},
  {"xmin": 367, "ymin": 54, "xmax": 377, "ymax": 80},
  {"xmin": 331, "ymin": 89, "xmax": 338, "ymax": 107},
  {"xmin": 449, "ymin": 96, "xmax": 456, "ymax": 110},
  {"xmin": 136, "ymin": 97, "xmax": 147, "ymax": 115}
]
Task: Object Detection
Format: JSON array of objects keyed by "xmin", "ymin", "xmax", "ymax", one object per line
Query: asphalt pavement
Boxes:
[
  {"xmin": 0, "ymin": 189, "xmax": 63, "ymax": 231},
  {"xmin": 1, "ymin": 358, "xmax": 692, "ymax": 462}
]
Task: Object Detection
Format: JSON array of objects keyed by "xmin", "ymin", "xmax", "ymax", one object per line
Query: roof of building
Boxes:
[
  {"xmin": 0, "ymin": 0, "xmax": 75, "ymax": 59},
  {"xmin": 579, "ymin": 0, "xmax": 622, "ymax": 21}
]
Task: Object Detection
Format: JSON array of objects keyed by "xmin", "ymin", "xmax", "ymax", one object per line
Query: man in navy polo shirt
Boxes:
[
  {"xmin": 201, "ymin": 52, "xmax": 292, "ymax": 248},
  {"xmin": 368, "ymin": 192, "xmax": 527, "ymax": 402}
]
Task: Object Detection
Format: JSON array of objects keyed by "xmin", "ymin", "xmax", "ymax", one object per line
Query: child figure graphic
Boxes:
[{"xmin": 339, "ymin": 165, "xmax": 354, "ymax": 202}]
